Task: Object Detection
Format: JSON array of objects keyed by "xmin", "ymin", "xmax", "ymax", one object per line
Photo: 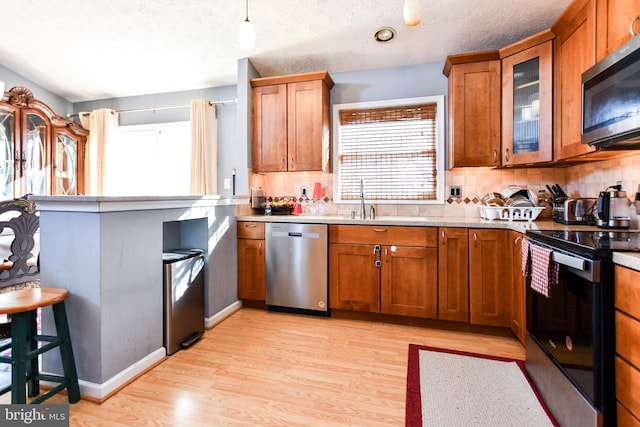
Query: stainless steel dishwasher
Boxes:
[{"xmin": 265, "ymin": 223, "xmax": 328, "ymax": 315}]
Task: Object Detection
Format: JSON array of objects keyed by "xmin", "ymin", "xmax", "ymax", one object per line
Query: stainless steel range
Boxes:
[{"xmin": 525, "ymin": 229, "xmax": 640, "ymax": 427}]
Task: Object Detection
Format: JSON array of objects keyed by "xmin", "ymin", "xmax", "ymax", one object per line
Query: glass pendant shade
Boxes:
[
  {"xmin": 403, "ymin": 0, "xmax": 423, "ymax": 26},
  {"xmin": 239, "ymin": 19, "xmax": 256, "ymax": 51}
]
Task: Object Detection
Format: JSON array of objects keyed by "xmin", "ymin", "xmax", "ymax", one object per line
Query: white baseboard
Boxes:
[
  {"xmin": 77, "ymin": 348, "xmax": 166, "ymax": 402},
  {"xmin": 205, "ymin": 300, "xmax": 242, "ymax": 329}
]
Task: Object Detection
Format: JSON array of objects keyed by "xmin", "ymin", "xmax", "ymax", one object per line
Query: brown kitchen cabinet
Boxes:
[
  {"xmin": 552, "ymin": 0, "xmax": 598, "ymax": 160},
  {"xmin": 443, "ymin": 52, "xmax": 502, "ymax": 168},
  {"xmin": 237, "ymin": 221, "xmax": 266, "ymax": 301},
  {"xmin": 251, "ymin": 71, "xmax": 333, "ymax": 173},
  {"xmin": 500, "ymin": 33, "xmax": 554, "ymax": 166},
  {"xmin": 0, "ymin": 86, "xmax": 87, "ymax": 199},
  {"xmin": 329, "ymin": 225, "xmax": 438, "ymax": 318},
  {"xmin": 615, "ymin": 265, "xmax": 640, "ymax": 426},
  {"xmin": 509, "ymin": 231, "xmax": 527, "ymax": 344},
  {"xmin": 437, "ymin": 227, "xmax": 469, "ymax": 322},
  {"xmin": 468, "ymin": 229, "xmax": 511, "ymax": 327},
  {"xmin": 596, "ymin": 0, "xmax": 640, "ymax": 61}
]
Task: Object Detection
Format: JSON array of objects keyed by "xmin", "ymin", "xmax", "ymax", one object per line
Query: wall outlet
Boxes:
[
  {"xmin": 301, "ymin": 186, "xmax": 308, "ymax": 198},
  {"xmin": 223, "ymin": 178, "xmax": 231, "ymax": 190},
  {"xmin": 449, "ymin": 186, "xmax": 462, "ymax": 198}
]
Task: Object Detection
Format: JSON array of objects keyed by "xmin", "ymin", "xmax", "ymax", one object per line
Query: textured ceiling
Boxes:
[{"xmin": 0, "ymin": 0, "xmax": 572, "ymax": 103}]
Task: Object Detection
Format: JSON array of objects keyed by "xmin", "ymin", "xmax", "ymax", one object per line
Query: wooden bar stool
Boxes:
[{"xmin": 0, "ymin": 287, "xmax": 80, "ymax": 404}]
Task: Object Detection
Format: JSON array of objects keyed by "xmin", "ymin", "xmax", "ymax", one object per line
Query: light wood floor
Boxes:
[{"xmin": 37, "ymin": 308, "xmax": 524, "ymax": 426}]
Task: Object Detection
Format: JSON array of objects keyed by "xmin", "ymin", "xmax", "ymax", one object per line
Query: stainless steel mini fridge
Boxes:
[{"xmin": 162, "ymin": 250, "xmax": 205, "ymax": 355}]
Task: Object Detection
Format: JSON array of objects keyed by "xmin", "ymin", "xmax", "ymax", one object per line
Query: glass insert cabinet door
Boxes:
[
  {"xmin": 54, "ymin": 132, "xmax": 78, "ymax": 195},
  {"xmin": 24, "ymin": 111, "xmax": 50, "ymax": 195},
  {"xmin": 0, "ymin": 108, "xmax": 16, "ymax": 199},
  {"xmin": 502, "ymin": 40, "xmax": 553, "ymax": 165}
]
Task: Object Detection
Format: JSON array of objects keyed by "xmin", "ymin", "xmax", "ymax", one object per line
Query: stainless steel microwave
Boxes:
[{"xmin": 582, "ymin": 35, "xmax": 640, "ymax": 149}]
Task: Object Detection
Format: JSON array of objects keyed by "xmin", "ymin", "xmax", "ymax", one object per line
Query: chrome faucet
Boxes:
[{"xmin": 359, "ymin": 179, "xmax": 366, "ymax": 219}]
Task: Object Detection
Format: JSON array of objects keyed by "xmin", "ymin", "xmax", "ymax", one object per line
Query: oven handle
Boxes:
[{"xmin": 551, "ymin": 251, "xmax": 588, "ymax": 271}]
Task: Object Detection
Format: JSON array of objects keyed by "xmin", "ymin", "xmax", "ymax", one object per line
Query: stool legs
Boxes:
[
  {"xmin": 27, "ymin": 309, "xmax": 39, "ymax": 397},
  {"xmin": 10, "ymin": 311, "xmax": 30, "ymax": 404},
  {"xmin": 52, "ymin": 301, "xmax": 80, "ymax": 403}
]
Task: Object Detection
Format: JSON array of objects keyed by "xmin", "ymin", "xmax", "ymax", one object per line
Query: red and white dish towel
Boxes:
[
  {"xmin": 521, "ymin": 238, "xmax": 531, "ymax": 276},
  {"xmin": 530, "ymin": 243, "xmax": 560, "ymax": 298}
]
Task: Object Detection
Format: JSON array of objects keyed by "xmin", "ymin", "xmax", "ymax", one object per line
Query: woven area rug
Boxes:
[{"xmin": 406, "ymin": 344, "xmax": 558, "ymax": 427}]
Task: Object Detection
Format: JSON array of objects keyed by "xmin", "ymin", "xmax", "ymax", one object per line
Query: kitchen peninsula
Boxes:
[{"xmin": 30, "ymin": 195, "xmax": 246, "ymax": 402}]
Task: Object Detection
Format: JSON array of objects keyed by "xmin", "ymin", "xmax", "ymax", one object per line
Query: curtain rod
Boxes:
[{"xmin": 68, "ymin": 98, "xmax": 237, "ymax": 118}]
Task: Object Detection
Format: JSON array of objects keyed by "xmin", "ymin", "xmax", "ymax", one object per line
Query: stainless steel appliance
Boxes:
[
  {"xmin": 265, "ymin": 223, "xmax": 328, "ymax": 315},
  {"xmin": 581, "ymin": 34, "xmax": 640, "ymax": 149},
  {"xmin": 596, "ymin": 185, "xmax": 631, "ymax": 229},
  {"xmin": 162, "ymin": 250, "xmax": 205, "ymax": 355},
  {"xmin": 525, "ymin": 230, "xmax": 640, "ymax": 427},
  {"xmin": 552, "ymin": 198, "xmax": 597, "ymax": 225}
]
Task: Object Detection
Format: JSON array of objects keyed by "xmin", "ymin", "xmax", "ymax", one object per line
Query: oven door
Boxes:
[{"xmin": 526, "ymin": 242, "xmax": 601, "ymax": 405}]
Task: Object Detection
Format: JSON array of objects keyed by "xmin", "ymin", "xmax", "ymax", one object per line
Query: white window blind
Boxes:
[{"xmin": 335, "ymin": 97, "xmax": 444, "ymax": 203}]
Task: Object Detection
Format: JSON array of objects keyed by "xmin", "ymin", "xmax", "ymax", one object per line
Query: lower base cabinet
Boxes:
[
  {"xmin": 468, "ymin": 229, "xmax": 511, "ymax": 327},
  {"xmin": 615, "ymin": 265, "xmax": 640, "ymax": 426},
  {"xmin": 510, "ymin": 231, "xmax": 527, "ymax": 344},
  {"xmin": 237, "ymin": 222, "xmax": 266, "ymax": 301},
  {"xmin": 329, "ymin": 225, "xmax": 438, "ymax": 318},
  {"xmin": 438, "ymin": 228, "xmax": 469, "ymax": 322}
]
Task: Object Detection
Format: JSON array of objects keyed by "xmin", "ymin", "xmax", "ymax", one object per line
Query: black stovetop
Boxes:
[{"xmin": 526, "ymin": 229, "xmax": 640, "ymax": 258}]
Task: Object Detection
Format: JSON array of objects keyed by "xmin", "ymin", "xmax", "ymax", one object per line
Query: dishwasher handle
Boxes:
[{"xmin": 288, "ymin": 232, "xmax": 303, "ymax": 237}]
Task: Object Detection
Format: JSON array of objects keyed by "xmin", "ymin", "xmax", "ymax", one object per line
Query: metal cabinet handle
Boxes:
[
  {"xmin": 373, "ymin": 228, "xmax": 387, "ymax": 232},
  {"xmin": 473, "ymin": 232, "xmax": 477, "ymax": 247},
  {"xmin": 245, "ymin": 224, "xmax": 256, "ymax": 228},
  {"xmin": 504, "ymin": 148, "xmax": 510, "ymax": 162},
  {"xmin": 441, "ymin": 230, "xmax": 446, "ymax": 245},
  {"xmin": 258, "ymin": 242, "xmax": 262, "ymax": 254},
  {"xmin": 290, "ymin": 157, "xmax": 294, "ymax": 167},
  {"xmin": 514, "ymin": 236, "xmax": 521, "ymax": 246},
  {"xmin": 631, "ymin": 15, "xmax": 639, "ymax": 36},
  {"xmin": 493, "ymin": 150, "xmax": 497, "ymax": 163}
]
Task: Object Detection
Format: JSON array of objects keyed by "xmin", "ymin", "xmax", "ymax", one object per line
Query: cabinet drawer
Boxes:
[
  {"xmin": 329, "ymin": 225, "xmax": 437, "ymax": 247},
  {"xmin": 617, "ymin": 311, "xmax": 640, "ymax": 368},
  {"xmin": 617, "ymin": 356, "xmax": 640, "ymax": 421},
  {"xmin": 616, "ymin": 265, "xmax": 640, "ymax": 320},
  {"xmin": 237, "ymin": 221, "xmax": 265, "ymax": 239}
]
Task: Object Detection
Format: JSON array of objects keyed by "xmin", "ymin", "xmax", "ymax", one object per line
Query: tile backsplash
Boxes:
[{"xmin": 246, "ymin": 153, "xmax": 640, "ymax": 225}]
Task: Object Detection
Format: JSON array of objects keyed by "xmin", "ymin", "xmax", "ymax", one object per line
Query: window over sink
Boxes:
[{"xmin": 332, "ymin": 96, "xmax": 445, "ymax": 204}]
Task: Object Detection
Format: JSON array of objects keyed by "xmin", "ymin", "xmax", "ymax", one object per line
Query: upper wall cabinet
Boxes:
[
  {"xmin": 500, "ymin": 31, "xmax": 555, "ymax": 166},
  {"xmin": 0, "ymin": 86, "xmax": 88, "ymax": 199},
  {"xmin": 596, "ymin": 0, "xmax": 640, "ymax": 61},
  {"xmin": 443, "ymin": 52, "xmax": 502, "ymax": 168},
  {"xmin": 251, "ymin": 71, "xmax": 333, "ymax": 173},
  {"xmin": 552, "ymin": 0, "xmax": 598, "ymax": 160}
]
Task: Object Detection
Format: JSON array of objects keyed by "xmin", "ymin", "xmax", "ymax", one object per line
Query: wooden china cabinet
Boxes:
[{"xmin": 0, "ymin": 86, "xmax": 88, "ymax": 199}]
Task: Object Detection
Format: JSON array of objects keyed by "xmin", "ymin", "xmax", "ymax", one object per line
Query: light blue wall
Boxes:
[{"xmin": 0, "ymin": 64, "xmax": 73, "ymax": 117}]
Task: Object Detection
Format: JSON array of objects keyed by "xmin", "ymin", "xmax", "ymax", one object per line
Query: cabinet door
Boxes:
[
  {"xmin": 22, "ymin": 110, "xmax": 51, "ymax": 196},
  {"xmin": 381, "ymin": 245, "xmax": 437, "ymax": 318},
  {"xmin": 502, "ymin": 40, "xmax": 553, "ymax": 165},
  {"xmin": 237, "ymin": 239, "xmax": 266, "ymax": 301},
  {"xmin": 53, "ymin": 130, "xmax": 84, "ymax": 195},
  {"xmin": 0, "ymin": 106, "xmax": 17, "ymax": 199},
  {"xmin": 438, "ymin": 228, "xmax": 469, "ymax": 322},
  {"xmin": 553, "ymin": 0, "xmax": 597, "ymax": 160},
  {"xmin": 468, "ymin": 229, "xmax": 511, "ymax": 327},
  {"xmin": 596, "ymin": 0, "xmax": 640, "ymax": 60},
  {"xmin": 448, "ymin": 60, "xmax": 501, "ymax": 167},
  {"xmin": 287, "ymin": 80, "xmax": 329, "ymax": 172},
  {"xmin": 329, "ymin": 243, "xmax": 380, "ymax": 312},
  {"xmin": 252, "ymin": 84, "xmax": 288, "ymax": 172},
  {"xmin": 510, "ymin": 231, "xmax": 526, "ymax": 344}
]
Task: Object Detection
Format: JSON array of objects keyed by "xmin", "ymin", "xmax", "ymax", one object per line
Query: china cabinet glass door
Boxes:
[
  {"xmin": 55, "ymin": 133, "xmax": 78, "ymax": 195},
  {"xmin": 0, "ymin": 108, "xmax": 15, "ymax": 199},
  {"xmin": 512, "ymin": 57, "xmax": 540, "ymax": 154},
  {"xmin": 23, "ymin": 112, "xmax": 49, "ymax": 195}
]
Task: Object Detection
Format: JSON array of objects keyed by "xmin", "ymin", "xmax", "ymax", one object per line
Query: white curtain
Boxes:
[
  {"xmin": 190, "ymin": 100, "xmax": 217, "ymax": 195},
  {"xmin": 79, "ymin": 109, "xmax": 119, "ymax": 195}
]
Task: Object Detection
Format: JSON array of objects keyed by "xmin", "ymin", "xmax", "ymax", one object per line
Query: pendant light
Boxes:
[
  {"xmin": 238, "ymin": 0, "xmax": 256, "ymax": 51},
  {"xmin": 403, "ymin": 0, "xmax": 423, "ymax": 26}
]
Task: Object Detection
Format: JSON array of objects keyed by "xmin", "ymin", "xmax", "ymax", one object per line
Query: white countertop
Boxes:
[
  {"xmin": 613, "ymin": 253, "xmax": 640, "ymax": 272},
  {"xmin": 30, "ymin": 195, "xmax": 249, "ymax": 212}
]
